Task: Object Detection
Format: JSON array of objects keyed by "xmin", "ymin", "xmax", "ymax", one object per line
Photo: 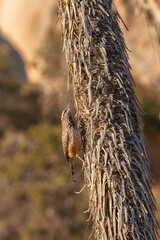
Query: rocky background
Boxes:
[{"xmin": 0, "ymin": 0, "xmax": 159, "ymax": 239}]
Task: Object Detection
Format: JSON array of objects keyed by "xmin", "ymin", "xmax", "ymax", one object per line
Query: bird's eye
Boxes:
[{"xmin": 63, "ymin": 109, "xmax": 67, "ymax": 115}]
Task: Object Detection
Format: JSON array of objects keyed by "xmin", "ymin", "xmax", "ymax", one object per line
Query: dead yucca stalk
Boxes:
[{"xmin": 58, "ymin": 0, "xmax": 158, "ymax": 239}]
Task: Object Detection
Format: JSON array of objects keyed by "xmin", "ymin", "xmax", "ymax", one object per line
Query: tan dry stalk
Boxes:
[{"xmin": 58, "ymin": 0, "xmax": 158, "ymax": 239}]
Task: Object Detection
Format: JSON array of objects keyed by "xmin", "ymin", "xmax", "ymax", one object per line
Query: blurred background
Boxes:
[{"xmin": 0, "ymin": 0, "xmax": 159, "ymax": 239}]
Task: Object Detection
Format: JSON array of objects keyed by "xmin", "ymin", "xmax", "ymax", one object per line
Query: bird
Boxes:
[{"xmin": 61, "ymin": 105, "xmax": 82, "ymax": 183}]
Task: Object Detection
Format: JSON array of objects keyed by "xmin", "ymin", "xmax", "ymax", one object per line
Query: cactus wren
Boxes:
[{"xmin": 61, "ymin": 105, "xmax": 82, "ymax": 183}]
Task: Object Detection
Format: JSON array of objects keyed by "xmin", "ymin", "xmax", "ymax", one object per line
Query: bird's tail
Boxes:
[{"xmin": 69, "ymin": 159, "xmax": 76, "ymax": 183}]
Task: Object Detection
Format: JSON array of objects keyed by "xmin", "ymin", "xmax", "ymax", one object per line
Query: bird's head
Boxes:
[{"xmin": 61, "ymin": 104, "xmax": 71, "ymax": 122}]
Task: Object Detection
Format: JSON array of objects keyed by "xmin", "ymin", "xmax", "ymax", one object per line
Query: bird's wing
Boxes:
[{"xmin": 62, "ymin": 131, "xmax": 70, "ymax": 162}]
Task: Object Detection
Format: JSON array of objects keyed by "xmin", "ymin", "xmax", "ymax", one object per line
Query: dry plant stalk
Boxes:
[{"xmin": 58, "ymin": 0, "xmax": 158, "ymax": 239}]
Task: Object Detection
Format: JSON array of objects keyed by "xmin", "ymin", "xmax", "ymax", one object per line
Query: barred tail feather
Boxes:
[{"xmin": 69, "ymin": 159, "xmax": 76, "ymax": 183}]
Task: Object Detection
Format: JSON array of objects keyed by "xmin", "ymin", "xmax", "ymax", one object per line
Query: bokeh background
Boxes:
[{"xmin": 0, "ymin": 0, "xmax": 159, "ymax": 239}]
